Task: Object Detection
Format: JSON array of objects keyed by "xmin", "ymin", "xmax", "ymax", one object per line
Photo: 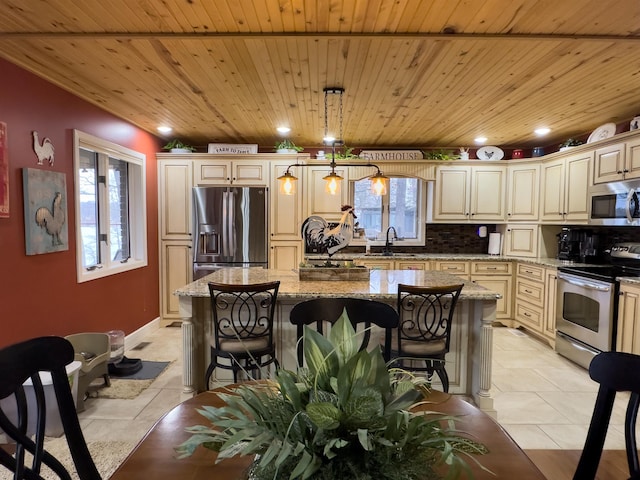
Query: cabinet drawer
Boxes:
[
  {"xmin": 516, "ymin": 263, "xmax": 545, "ymax": 282},
  {"xmin": 433, "ymin": 261, "xmax": 470, "ymax": 275},
  {"xmin": 395, "ymin": 261, "xmax": 429, "ymax": 270},
  {"xmin": 472, "ymin": 261, "xmax": 512, "ymax": 275},
  {"xmin": 515, "ymin": 301, "xmax": 543, "ymax": 330},
  {"xmin": 516, "ymin": 278, "xmax": 544, "ymax": 308}
]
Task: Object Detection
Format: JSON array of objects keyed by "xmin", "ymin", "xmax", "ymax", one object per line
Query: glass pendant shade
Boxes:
[
  {"xmin": 370, "ymin": 172, "xmax": 388, "ymax": 196},
  {"xmin": 323, "ymin": 171, "xmax": 342, "ymax": 195},
  {"xmin": 277, "ymin": 171, "xmax": 297, "ymax": 195}
]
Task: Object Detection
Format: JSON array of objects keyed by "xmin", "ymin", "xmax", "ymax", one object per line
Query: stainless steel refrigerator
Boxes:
[{"xmin": 192, "ymin": 186, "xmax": 268, "ymax": 279}]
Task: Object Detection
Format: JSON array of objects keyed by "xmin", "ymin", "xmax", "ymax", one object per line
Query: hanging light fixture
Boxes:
[{"xmin": 277, "ymin": 87, "xmax": 388, "ymax": 196}]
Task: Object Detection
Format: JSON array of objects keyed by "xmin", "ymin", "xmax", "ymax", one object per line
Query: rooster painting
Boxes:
[
  {"xmin": 32, "ymin": 131, "xmax": 55, "ymax": 166},
  {"xmin": 35, "ymin": 191, "xmax": 66, "ymax": 246},
  {"xmin": 301, "ymin": 205, "xmax": 357, "ymax": 256}
]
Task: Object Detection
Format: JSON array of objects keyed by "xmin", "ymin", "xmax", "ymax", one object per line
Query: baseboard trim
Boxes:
[{"xmin": 125, "ymin": 317, "xmax": 161, "ymax": 351}]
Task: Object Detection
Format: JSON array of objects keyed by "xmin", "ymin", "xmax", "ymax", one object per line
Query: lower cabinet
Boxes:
[
  {"xmin": 432, "ymin": 260, "xmax": 471, "ymax": 280},
  {"xmin": 514, "ymin": 262, "xmax": 555, "ymax": 345},
  {"xmin": 160, "ymin": 241, "xmax": 192, "ymax": 322},
  {"xmin": 354, "ymin": 259, "xmax": 395, "ymax": 270},
  {"xmin": 544, "ymin": 268, "xmax": 558, "ymax": 341},
  {"xmin": 470, "ymin": 261, "xmax": 513, "ymax": 320},
  {"xmin": 270, "ymin": 241, "xmax": 303, "ymax": 270},
  {"xmin": 617, "ymin": 283, "xmax": 640, "ymax": 354}
]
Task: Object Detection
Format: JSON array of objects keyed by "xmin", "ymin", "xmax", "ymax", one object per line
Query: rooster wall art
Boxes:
[
  {"xmin": 35, "ymin": 191, "xmax": 66, "ymax": 246},
  {"xmin": 301, "ymin": 205, "xmax": 357, "ymax": 256}
]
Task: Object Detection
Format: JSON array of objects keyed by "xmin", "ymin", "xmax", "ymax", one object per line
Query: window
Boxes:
[
  {"xmin": 351, "ymin": 176, "xmax": 425, "ymax": 245},
  {"xmin": 73, "ymin": 130, "xmax": 147, "ymax": 282}
]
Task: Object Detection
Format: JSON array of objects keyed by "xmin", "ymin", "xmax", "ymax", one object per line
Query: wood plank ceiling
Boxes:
[{"xmin": 0, "ymin": 0, "xmax": 639, "ymax": 150}]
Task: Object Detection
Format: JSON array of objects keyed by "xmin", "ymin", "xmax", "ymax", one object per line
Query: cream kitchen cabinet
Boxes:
[
  {"xmin": 514, "ymin": 263, "xmax": 549, "ymax": 343},
  {"xmin": 543, "ymin": 268, "xmax": 558, "ymax": 342},
  {"xmin": 270, "ymin": 162, "xmax": 304, "ymax": 241},
  {"xmin": 269, "ymin": 241, "xmax": 303, "ymax": 271},
  {"xmin": 354, "ymin": 258, "xmax": 395, "ymax": 270},
  {"xmin": 194, "ymin": 158, "xmax": 268, "ymax": 185},
  {"xmin": 616, "ymin": 283, "xmax": 640, "ymax": 354},
  {"xmin": 506, "ymin": 163, "xmax": 539, "ymax": 221},
  {"xmin": 305, "ymin": 165, "xmax": 350, "ymax": 220},
  {"xmin": 593, "ymin": 138, "xmax": 640, "ymax": 184},
  {"xmin": 432, "ymin": 260, "xmax": 471, "ymax": 280},
  {"xmin": 394, "ymin": 260, "xmax": 430, "ymax": 270},
  {"xmin": 160, "ymin": 241, "xmax": 192, "ymax": 320},
  {"xmin": 471, "ymin": 261, "xmax": 513, "ymax": 319},
  {"xmin": 432, "ymin": 165, "xmax": 506, "ymax": 222},
  {"xmin": 540, "ymin": 153, "xmax": 590, "ymax": 223},
  {"xmin": 503, "ymin": 224, "xmax": 539, "ymax": 258},
  {"xmin": 158, "ymin": 159, "xmax": 193, "ymax": 240}
]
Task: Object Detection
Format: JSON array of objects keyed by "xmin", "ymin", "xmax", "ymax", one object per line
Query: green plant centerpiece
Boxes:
[
  {"xmin": 162, "ymin": 139, "xmax": 196, "ymax": 152},
  {"xmin": 559, "ymin": 138, "xmax": 583, "ymax": 150},
  {"xmin": 176, "ymin": 312, "xmax": 488, "ymax": 479},
  {"xmin": 275, "ymin": 139, "xmax": 304, "ymax": 153}
]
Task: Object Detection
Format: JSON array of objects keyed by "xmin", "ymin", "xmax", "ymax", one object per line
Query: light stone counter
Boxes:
[{"xmin": 174, "ymin": 268, "xmax": 499, "ymax": 414}]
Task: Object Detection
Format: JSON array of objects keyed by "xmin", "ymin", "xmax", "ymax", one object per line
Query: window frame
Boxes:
[
  {"xmin": 349, "ymin": 175, "xmax": 426, "ymax": 246},
  {"xmin": 73, "ymin": 130, "xmax": 147, "ymax": 283}
]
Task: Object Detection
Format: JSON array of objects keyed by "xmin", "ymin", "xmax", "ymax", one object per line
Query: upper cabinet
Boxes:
[
  {"xmin": 432, "ymin": 165, "xmax": 506, "ymax": 222},
  {"xmin": 270, "ymin": 161, "xmax": 305, "ymax": 241},
  {"xmin": 506, "ymin": 163, "xmax": 540, "ymax": 221},
  {"xmin": 593, "ymin": 137, "xmax": 640, "ymax": 184},
  {"xmin": 305, "ymin": 165, "xmax": 350, "ymax": 220},
  {"xmin": 194, "ymin": 159, "xmax": 268, "ymax": 185},
  {"xmin": 540, "ymin": 152, "xmax": 591, "ymax": 223}
]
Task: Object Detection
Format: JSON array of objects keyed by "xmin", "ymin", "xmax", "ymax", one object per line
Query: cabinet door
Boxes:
[
  {"xmin": 269, "ymin": 241, "xmax": 302, "ymax": 270},
  {"xmin": 305, "ymin": 166, "xmax": 349, "ymax": 220},
  {"xmin": 433, "ymin": 166, "xmax": 471, "ymax": 221},
  {"xmin": 564, "ymin": 153, "xmax": 591, "ymax": 222},
  {"xmin": 232, "ymin": 161, "xmax": 268, "ymax": 185},
  {"xmin": 158, "ymin": 160, "xmax": 192, "ymax": 240},
  {"xmin": 506, "ymin": 164, "xmax": 539, "ymax": 221},
  {"xmin": 432, "ymin": 260, "xmax": 470, "ymax": 280},
  {"xmin": 593, "ymin": 143, "xmax": 625, "ymax": 184},
  {"xmin": 540, "ymin": 159, "xmax": 565, "ymax": 222},
  {"xmin": 471, "ymin": 275, "xmax": 513, "ymax": 319},
  {"xmin": 355, "ymin": 259, "xmax": 394, "ymax": 270},
  {"xmin": 625, "ymin": 137, "xmax": 640, "ymax": 181},
  {"xmin": 503, "ymin": 225, "xmax": 538, "ymax": 258},
  {"xmin": 270, "ymin": 163, "xmax": 304, "ymax": 240},
  {"xmin": 617, "ymin": 284, "xmax": 640, "ymax": 354},
  {"xmin": 395, "ymin": 260, "xmax": 429, "ymax": 270},
  {"xmin": 194, "ymin": 160, "xmax": 231, "ymax": 184},
  {"xmin": 470, "ymin": 166, "xmax": 506, "ymax": 221},
  {"xmin": 544, "ymin": 268, "xmax": 558, "ymax": 341},
  {"xmin": 160, "ymin": 241, "xmax": 192, "ymax": 319}
]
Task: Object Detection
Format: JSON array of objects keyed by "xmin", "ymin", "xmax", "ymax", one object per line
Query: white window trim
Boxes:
[
  {"xmin": 73, "ymin": 130, "xmax": 147, "ymax": 283},
  {"xmin": 349, "ymin": 176, "xmax": 426, "ymax": 247}
]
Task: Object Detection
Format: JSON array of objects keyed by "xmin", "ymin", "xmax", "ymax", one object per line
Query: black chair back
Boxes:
[
  {"xmin": 392, "ymin": 283, "xmax": 464, "ymax": 392},
  {"xmin": 205, "ymin": 281, "xmax": 280, "ymax": 386},
  {"xmin": 289, "ymin": 297, "xmax": 399, "ymax": 366},
  {"xmin": 0, "ymin": 336, "xmax": 101, "ymax": 479},
  {"xmin": 574, "ymin": 351, "xmax": 640, "ymax": 480}
]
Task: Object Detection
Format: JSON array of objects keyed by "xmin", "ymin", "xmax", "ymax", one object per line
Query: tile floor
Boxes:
[{"xmin": 78, "ymin": 323, "xmax": 629, "ymax": 455}]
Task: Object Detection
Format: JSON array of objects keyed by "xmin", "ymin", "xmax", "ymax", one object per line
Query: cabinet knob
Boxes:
[
  {"xmin": 507, "ymin": 213, "xmax": 512, "ymax": 216},
  {"xmin": 617, "ymin": 170, "xmax": 623, "ymax": 174},
  {"xmin": 471, "ymin": 212, "xmax": 475, "ymax": 216},
  {"xmin": 624, "ymin": 169, "xmax": 629, "ymax": 173}
]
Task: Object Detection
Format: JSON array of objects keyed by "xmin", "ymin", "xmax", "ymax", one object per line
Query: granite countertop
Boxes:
[
  {"xmin": 174, "ymin": 268, "xmax": 500, "ymax": 301},
  {"xmin": 305, "ymin": 253, "xmax": 583, "ymax": 269},
  {"xmin": 619, "ymin": 277, "xmax": 640, "ymax": 286}
]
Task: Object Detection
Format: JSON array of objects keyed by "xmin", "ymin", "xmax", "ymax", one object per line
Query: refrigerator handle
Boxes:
[
  {"xmin": 229, "ymin": 190, "xmax": 237, "ymax": 257},
  {"xmin": 222, "ymin": 191, "xmax": 229, "ymax": 258}
]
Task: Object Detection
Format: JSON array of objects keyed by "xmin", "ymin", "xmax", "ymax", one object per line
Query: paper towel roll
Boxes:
[{"xmin": 488, "ymin": 233, "xmax": 501, "ymax": 255}]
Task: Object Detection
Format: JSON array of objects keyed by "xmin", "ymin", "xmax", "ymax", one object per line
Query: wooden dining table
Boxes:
[{"xmin": 110, "ymin": 384, "xmax": 546, "ymax": 480}]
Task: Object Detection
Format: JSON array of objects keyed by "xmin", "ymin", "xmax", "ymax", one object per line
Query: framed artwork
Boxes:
[
  {"xmin": 23, "ymin": 168, "xmax": 68, "ymax": 255},
  {"xmin": 0, "ymin": 122, "xmax": 7, "ymax": 218}
]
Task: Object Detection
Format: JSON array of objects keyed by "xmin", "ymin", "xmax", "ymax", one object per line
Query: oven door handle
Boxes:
[{"xmin": 557, "ymin": 273, "xmax": 611, "ymax": 292}]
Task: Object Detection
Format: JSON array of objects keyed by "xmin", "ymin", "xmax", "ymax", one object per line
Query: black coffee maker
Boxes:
[{"xmin": 557, "ymin": 227, "xmax": 581, "ymax": 261}]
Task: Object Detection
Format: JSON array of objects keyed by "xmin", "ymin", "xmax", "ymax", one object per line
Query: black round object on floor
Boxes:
[{"xmin": 108, "ymin": 356, "xmax": 143, "ymax": 377}]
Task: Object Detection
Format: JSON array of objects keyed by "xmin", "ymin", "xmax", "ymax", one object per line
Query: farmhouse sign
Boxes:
[
  {"xmin": 207, "ymin": 143, "xmax": 258, "ymax": 154},
  {"xmin": 358, "ymin": 150, "xmax": 423, "ymax": 161}
]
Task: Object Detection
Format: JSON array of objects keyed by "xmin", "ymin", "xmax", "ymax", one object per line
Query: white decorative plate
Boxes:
[
  {"xmin": 587, "ymin": 123, "xmax": 616, "ymax": 143},
  {"xmin": 476, "ymin": 146, "xmax": 504, "ymax": 161}
]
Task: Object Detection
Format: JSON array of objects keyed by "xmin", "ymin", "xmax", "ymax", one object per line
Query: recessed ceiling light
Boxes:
[
  {"xmin": 277, "ymin": 126, "xmax": 291, "ymax": 134},
  {"xmin": 534, "ymin": 127, "xmax": 551, "ymax": 136},
  {"xmin": 474, "ymin": 137, "xmax": 487, "ymax": 144},
  {"xmin": 157, "ymin": 126, "xmax": 172, "ymax": 134}
]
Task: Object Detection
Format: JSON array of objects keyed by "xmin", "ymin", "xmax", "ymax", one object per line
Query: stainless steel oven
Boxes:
[{"xmin": 556, "ymin": 243, "xmax": 640, "ymax": 369}]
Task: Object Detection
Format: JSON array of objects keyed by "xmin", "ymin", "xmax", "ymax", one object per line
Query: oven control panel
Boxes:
[{"xmin": 610, "ymin": 242, "xmax": 640, "ymax": 260}]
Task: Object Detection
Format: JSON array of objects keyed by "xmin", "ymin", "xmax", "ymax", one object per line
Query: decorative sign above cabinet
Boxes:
[
  {"xmin": 359, "ymin": 150, "xmax": 423, "ymax": 161},
  {"xmin": 207, "ymin": 143, "xmax": 258, "ymax": 154}
]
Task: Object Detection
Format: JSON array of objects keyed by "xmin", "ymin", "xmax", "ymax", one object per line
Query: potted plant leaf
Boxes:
[
  {"xmin": 162, "ymin": 139, "xmax": 196, "ymax": 153},
  {"xmin": 275, "ymin": 139, "xmax": 304, "ymax": 153},
  {"xmin": 176, "ymin": 311, "xmax": 488, "ymax": 480},
  {"xmin": 558, "ymin": 138, "xmax": 583, "ymax": 151}
]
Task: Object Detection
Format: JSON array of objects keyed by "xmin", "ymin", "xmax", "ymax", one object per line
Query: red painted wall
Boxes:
[{"xmin": 0, "ymin": 58, "xmax": 162, "ymax": 347}]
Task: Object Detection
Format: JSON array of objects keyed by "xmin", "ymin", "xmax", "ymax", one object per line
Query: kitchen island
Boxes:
[{"xmin": 174, "ymin": 268, "xmax": 500, "ymax": 413}]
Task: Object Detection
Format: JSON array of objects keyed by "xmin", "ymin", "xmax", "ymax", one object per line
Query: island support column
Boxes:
[
  {"xmin": 472, "ymin": 299, "xmax": 496, "ymax": 416},
  {"xmin": 178, "ymin": 295, "xmax": 208, "ymax": 394}
]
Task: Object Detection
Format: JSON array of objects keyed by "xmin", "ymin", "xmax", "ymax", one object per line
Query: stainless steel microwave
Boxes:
[{"xmin": 589, "ymin": 180, "xmax": 640, "ymax": 225}]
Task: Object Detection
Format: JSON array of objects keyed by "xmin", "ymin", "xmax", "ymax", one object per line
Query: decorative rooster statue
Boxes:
[
  {"xmin": 301, "ymin": 205, "xmax": 357, "ymax": 256},
  {"xmin": 35, "ymin": 192, "xmax": 65, "ymax": 246},
  {"xmin": 32, "ymin": 131, "xmax": 55, "ymax": 166}
]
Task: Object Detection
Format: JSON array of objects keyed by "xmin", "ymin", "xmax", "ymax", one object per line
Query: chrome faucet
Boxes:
[{"xmin": 383, "ymin": 226, "xmax": 397, "ymax": 256}]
